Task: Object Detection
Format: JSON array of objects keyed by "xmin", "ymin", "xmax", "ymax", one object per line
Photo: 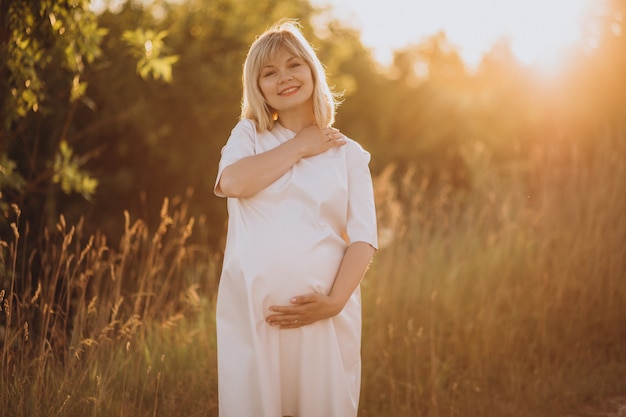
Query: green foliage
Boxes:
[
  {"xmin": 0, "ymin": 155, "xmax": 26, "ymax": 192},
  {"xmin": 122, "ymin": 28, "xmax": 179, "ymax": 82},
  {"xmin": 1, "ymin": 0, "xmax": 107, "ymax": 128},
  {"xmin": 0, "ymin": 156, "xmax": 26, "ymax": 214},
  {"xmin": 0, "ymin": 0, "xmax": 178, "ymax": 236},
  {"xmin": 52, "ymin": 140, "xmax": 98, "ymax": 199},
  {"xmin": 0, "ymin": 0, "xmax": 109, "ymax": 232}
]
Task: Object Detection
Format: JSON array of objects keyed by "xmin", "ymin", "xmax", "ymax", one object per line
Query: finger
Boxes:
[
  {"xmin": 329, "ymin": 137, "xmax": 346, "ymax": 148},
  {"xmin": 266, "ymin": 313, "xmax": 296, "ymax": 325},
  {"xmin": 277, "ymin": 315, "xmax": 297, "ymax": 325},
  {"xmin": 280, "ymin": 317, "xmax": 308, "ymax": 329},
  {"xmin": 322, "ymin": 128, "xmax": 339, "ymax": 139},
  {"xmin": 268, "ymin": 307, "xmax": 299, "ymax": 317},
  {"xmin": 290, "ymin": 294, "xmax": 319, "ymax": 304},
  {"xmin": 268, "ymin": 301, "xmax": 308, "ymax": 315}
]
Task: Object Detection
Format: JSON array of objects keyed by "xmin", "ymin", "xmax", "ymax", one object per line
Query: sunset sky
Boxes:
[{"xmin": 311, "ymin": 0, "xmax": 599, "ymax": 70}]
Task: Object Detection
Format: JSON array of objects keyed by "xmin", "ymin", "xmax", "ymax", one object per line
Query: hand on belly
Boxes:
[{"xmin": 265, "ymin": 293, "xmax": 344, "ymax": 329}]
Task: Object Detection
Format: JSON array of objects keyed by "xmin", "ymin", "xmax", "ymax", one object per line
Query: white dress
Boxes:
[{"xmin": 214, "ymin": 119, "xmax": 378, "ymax": 417}]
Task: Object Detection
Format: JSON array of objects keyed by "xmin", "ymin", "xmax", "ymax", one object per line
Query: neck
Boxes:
[{"xmin": 277, "ymin": 107, "xmax": 316, "ymax": 132}]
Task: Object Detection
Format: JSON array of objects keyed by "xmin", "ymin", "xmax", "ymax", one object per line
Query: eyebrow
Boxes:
[{"xmin": 262, "ymin": 55, "xmax": 298, "ymax": 70}]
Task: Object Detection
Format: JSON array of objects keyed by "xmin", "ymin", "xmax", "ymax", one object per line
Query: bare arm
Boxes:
[
  {"xmin": 266, "ymin": 241, "xmax": 376, "ymax": 328},
  {"xmin": 328, "ymin": 241, "xmax": 377, "ymax": 307},
  {"xmin": 217, "ymin": 125, "xmax": 345, "ymax": 198}
]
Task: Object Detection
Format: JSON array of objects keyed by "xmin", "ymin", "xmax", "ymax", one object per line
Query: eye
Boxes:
[{"xmin": 262, "ymin": 70, "xmax": 276, "ymax": 78}]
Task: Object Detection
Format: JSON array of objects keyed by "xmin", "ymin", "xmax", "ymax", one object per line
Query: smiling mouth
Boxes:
[{"xmin": 279, "ymin": 86, "xmax": 299, "ymax": 95}]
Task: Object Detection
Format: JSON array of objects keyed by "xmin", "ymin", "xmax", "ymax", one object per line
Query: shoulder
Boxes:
[
  {"xmin": 342, "ymin": 135, "xmax": 372, "ymax": 165},
  {"xmin": 231, "ymin": 118, "xmax": 257, "ymax": 136},
  {"xmin": 233, "ymin": 118, "xmax": 284, "ymax": 140},
  {"xmin": 225, "ymin": 119, "xmax": 260, "ymax": 147}
]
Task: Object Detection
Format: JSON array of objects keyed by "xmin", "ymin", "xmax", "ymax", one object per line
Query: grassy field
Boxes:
[{"xmin": 1, "ymin": 132, "xmax": 625, "ymax": 417}]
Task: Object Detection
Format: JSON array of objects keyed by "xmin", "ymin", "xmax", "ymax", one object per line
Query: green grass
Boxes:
[{"xmin": 1, "ymin": 133, "xmax": 625, "ymax": 416}]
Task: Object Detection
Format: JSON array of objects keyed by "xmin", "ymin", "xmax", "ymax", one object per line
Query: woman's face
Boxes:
[{"xmin": 258, "ymin": 48, "xmax": 314, "ymax": 116}]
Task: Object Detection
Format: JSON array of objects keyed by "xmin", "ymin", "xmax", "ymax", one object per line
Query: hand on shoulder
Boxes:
[{"xmin": 292, "ymin": 125, "xmax": 346, "ymax": 158}]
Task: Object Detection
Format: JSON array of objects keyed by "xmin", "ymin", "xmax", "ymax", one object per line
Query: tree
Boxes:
[
  {"xmin": 371, "ymin": 33, "xmax": 473, "ymax": 190},
  {"xmin": 0, "ymin": 0, "xmax": 106, "ymax": 222},
  {"xmin": 0, "ymin": 0, "xmax": 178, "ymax": 236}
]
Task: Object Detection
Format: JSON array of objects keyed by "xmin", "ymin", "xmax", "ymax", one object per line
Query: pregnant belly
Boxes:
[{"xmin": 237, "ymin": 233, "xmax": 346, "ymax": 315}]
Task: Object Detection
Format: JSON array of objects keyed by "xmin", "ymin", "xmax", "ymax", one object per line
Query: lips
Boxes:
[{"xmin": 279, "ymin": 86, "xmax": 300, "ymax": 96}]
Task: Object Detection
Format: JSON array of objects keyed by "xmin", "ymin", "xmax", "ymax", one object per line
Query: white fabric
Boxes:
[{"xmin": 214, "ymin": 119, "xmax": 378, "ymax": 417}]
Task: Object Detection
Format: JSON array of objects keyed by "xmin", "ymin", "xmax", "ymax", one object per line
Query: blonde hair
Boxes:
[{"xmin": 240, "ymin": 20, "xmax": 339, "ymax": 132}]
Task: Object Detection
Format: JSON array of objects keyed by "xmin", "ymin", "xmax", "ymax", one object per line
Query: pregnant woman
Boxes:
[{"xmin": 214, "ymin": 20, "xmax": 378, "ymax": 417}]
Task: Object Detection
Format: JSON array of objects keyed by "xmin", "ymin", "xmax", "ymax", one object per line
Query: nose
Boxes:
[{"xmin": 279, "ymin": 72, "xmax": 293, "ymax": 84}]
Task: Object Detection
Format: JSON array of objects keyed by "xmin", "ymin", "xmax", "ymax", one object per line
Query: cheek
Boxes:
[
  {"xmin": 304, "ymin": 66, "xmax": 314, "ymax": 80},
  {"xmin": 258, "ymin": 79, "xmax": 273, "ymax": 97}
]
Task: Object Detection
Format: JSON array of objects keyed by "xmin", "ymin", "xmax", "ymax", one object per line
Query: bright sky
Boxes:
[{"xmin": 311, "ymin": 0, "xmax": 598, "ymax": 70}]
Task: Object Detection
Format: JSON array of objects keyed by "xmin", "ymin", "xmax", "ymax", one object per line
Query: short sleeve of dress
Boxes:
[
  {"xmin": 345, "ymin": 140, "xmax": 379, "ymax": 250},
  {"xmin": 214, "ymin": 119, "xmax": 257, "ymax": 198}
]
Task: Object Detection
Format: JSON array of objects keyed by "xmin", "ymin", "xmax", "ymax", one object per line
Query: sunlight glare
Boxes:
[
  {"xmin": 500, "ymin": 0, "xmax": 593, "ymax": 73},
  {"xmin": 311, "ymin": 0, "xmax": 596, "ymax": 73}
]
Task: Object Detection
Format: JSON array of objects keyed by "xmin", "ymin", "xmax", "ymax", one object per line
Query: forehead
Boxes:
[
  {"xmin": 257, "ymin": 35, "xmax": 305, "ymax": 68},
  {"xmin": 262, "ymin": 48, "xmax": 300, "ymax": 67}
]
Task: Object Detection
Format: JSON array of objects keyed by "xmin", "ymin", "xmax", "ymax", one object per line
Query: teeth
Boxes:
[{"xmin": 280, "ymin": 87, "xmax": 298, "ymax": 95}]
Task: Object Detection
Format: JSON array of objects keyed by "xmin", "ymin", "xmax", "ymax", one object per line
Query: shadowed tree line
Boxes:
[{"xmin": 1, "ymin": 0, "xmax": 625, "ymax": 252}]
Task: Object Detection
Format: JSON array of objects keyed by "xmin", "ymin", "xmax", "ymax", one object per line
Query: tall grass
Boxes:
[
  {"xmin": 1, "ymin": 132, "xmax": 625, "ymax": 416},
  {"xmin": 1, "ymin": 196, "xmax": 220, "ymax": 416},
  {"xmin": 361, "ymin": 131, "xmax": 626, "ymax": 416}
]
